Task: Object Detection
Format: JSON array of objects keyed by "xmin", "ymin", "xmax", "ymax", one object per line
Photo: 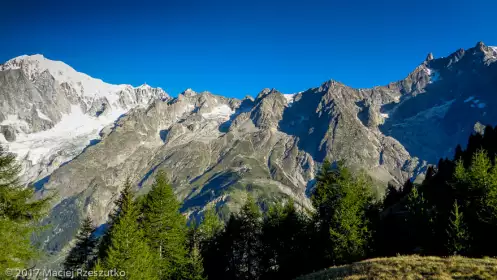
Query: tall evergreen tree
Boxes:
[
  {"xmin": 0, "ymin": 146, "xmax": 50, "ymax": 273},
  {"xmin": 236, "ymin": 195, "xmax": 263, "ymax": 280},
  {"xmin": 141, "ymin": 171, "xmax": 188, "ymax": 280},
  {"xmin": 405, "ymin": 186, "xmax": 434, "ymax": 254},
  {"xmin": 99, "ymin": 180, "xmax": 157, "ymax": 280},
  {"xmin": 311, "ymin": 160, "xmax": 375, "ymax": 265},
  {"xmin": 453, "ymin": 150, "xmax": 497, "ymax": 256},
  {"xmin": 203, "ymin": 195, "xmax": 263, "ymax": 280},
  {"xmin": 197, "ymin": 206, "xmax": 223, "ymax": 244},
  {"xmin": 62, "ymin": 216, "xmax": 97, "ymax": 278},
  {"xmin": 446, "ymin": 200, "xmax": 469, "ymax": 255},
  {"xmin": 95, "ymin": 179, "xmax": 134, "ymax": 261},
  {"xmin": 260, "ymin": 200, "xmax": 314, "ymax": 279},
  {"xmin": 184, "ymin": 224, "xmax": 206, "ymax": 280}
]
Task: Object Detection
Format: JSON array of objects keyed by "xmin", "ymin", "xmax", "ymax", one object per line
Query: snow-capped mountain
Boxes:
[
  {"xmin": 0, "ymin": 54, "xmax": 169, "ymax": 183},
  {"xmin": 2, "ymin": 42, "xmax": 497, "ymax": 265}
]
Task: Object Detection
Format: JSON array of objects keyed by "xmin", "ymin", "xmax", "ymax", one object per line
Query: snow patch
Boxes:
[
  {"xmin": 0, "ymin": 115, "xmax": 30, "ymax": 131},
  {"xmin": 1, "ymin": 55, "xmax": 131, "ymax": 107},
  {"xmin": 490, "ymin": 46, "xmax": 497, "ymax": 56},
  {"xmin": 283, "ymin": 94, "xmax": 296, "ymax": 106},
  {"xmin": 430, "ymin": 71, "xmax": 440, "ymax": 83},
  {"xmin": 424, "ymin": 66, "xmax": 440, "ymax": 84},
  {"xmin": 469, "ymin": 98, "xmax": 487, "ymax": 109},
  {"xmin": 394, "ymin": 99, "xmax": 455, "ymax": 125},
  {"xmin": 201, "ymin": 104, "xmax": 234, "ymax": 121},
  {"xmin": 36, "ymin": 109, "xmax": 52, "ymax": 121},
  {"xmin": 0, "ymin": 105, "xmax": 125, "ymax": 167}
]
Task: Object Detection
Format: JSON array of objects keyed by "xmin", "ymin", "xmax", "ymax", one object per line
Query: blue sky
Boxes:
[{"xmin": 1, "ymin": 0, "xmax": 496, "ymax": 98}]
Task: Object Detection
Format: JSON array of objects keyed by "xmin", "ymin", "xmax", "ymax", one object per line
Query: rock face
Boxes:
[
  {"xmin": 0, "ymin": 55, "xmax": 169, "ymax": 183},
  {"xmin": 1, "ymin": 42, "xmax": 497, "ymax": 260}
]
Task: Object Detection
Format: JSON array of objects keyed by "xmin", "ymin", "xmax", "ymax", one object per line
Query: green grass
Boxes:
[{"xmin": 296, "ymin": 255, "xmax": 497, "ymax": 280}]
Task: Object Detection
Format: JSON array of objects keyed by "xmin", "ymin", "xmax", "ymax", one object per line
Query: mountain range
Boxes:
[{"xmin": 1, "ymin": 41, "xmax": 497, "ymax": 260}]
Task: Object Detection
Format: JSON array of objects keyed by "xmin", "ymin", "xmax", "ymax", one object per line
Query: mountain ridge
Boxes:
[{"xmin": 1, "ymin": 42, "xmax": 497, "ymax": 263}]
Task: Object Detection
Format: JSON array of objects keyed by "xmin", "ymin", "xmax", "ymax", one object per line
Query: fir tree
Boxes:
[
  {"xmin": 141, "ymin": 171, "xmax": 188, "ymax": 280},
  {"xmin": 0, "ymin": 146, "xmax": 50, "ymax": 273},
  {"xmin": 260, "ymin": 199, "xmax": 314, "ymax": 279},
  {"xmin": 95, "ymin": 179, "xmax": 134, "ymax": 261},
  {"xmin": 238, "ymin": 195, "xmax": 263, "ymax": 280},
  {"xmin": 184, "ymin": 225, "xmax": 206, "ymax": 280},
  {"xmin": 453, "ymin": 150, "xmax": 497, "ymax": 256},
  {"xmin": 197, "ymin": 206, "xmax": 223, "ymax": 244},
  {"xmin": 62, "ymin": 216, "xmax": 97, "ymax": 278},
  {"xmin": 383, "ymin": 183, "xmax": 403, "ymax": 209},
  {"xmin": 405, "ymin": 186, "xmax": 433, "ymax": 253},
  {"xmin": 446, "ymin": 200, "xmax": 469, "ymax": 255},
  {"xmin": 99, "ymin": 180, "xmax": 157, "ymax": 280},
  {"xmin": 204, "ymin": 195, "xmax": 263, "ymax": 280},
  {"xmin": 311, "ymin": 161, "xmax": 375, "ymax": 265}
]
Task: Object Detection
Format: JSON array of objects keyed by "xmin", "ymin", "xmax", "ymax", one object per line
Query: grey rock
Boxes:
[
  {"xmin": 4, "ymin": 43, "xmax": 497, "ymax": 265},
  {"xmin": 0, "ymin": 55, "xmax": 170, "ymax": 183},
  {"xmin": 1, "ymin": 125, "xmax": 16, "ymax": 142}
]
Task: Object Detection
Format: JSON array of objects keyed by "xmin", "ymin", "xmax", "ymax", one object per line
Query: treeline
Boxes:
[
  {"xmin": 59, "ymin": 162, "xmax": 379, "ymax": 279},
  {"xmin": 376, "ymin": 125, "xmax": 497, "ymax": 257},
  {"xmin": 3, "ymin": 126, "xmax": 497, "ymax": 279}
]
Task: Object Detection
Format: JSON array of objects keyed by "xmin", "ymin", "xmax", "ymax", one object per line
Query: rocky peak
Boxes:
[
  {"xmin": 138, "ymin": 83, "xmax": 151, "ymax": 89},
  {"xmin": 250, "ymin": 88, "xmax": 287, "ymax": 129},
  {"xmin": 243, "ymin": 95, "xmax": 255, "ymax": 102},
  {"xmin": 255, "ymin": 88, "xmax": 272, "ymax": 101},
  {"xmin": 181, "ymin": 88, "xmax": 197, "ymax": 97},
  {"xmin": 455, "ymin": 48, "xmax": 465, "ymax": 58},
  {"xmin": 475, "ymin": 41, "xmax": 487, "ymax": 52},
  {"xmin": 425, "ymin": 52, "xmax": 434, "ymax": 62}
]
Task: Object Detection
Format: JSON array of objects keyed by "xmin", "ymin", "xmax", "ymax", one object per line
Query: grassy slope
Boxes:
[{"xmin": 297, "ymin": 255, "xmax": 497, "ymax": 280}]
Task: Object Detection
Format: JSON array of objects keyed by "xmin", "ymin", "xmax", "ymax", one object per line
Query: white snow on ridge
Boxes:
[
  {"xmin": 424, "ymin": 66, "xmax": 440, "ymax": 84},
  {"xmin": 1, "ymin": 54, "xmax": 128, "ymax": 105},
  {"xmin": 464, "ymin": 96, "xmax": 475, "ymax": 103},
  {"xmin": 283, "ymin": 94, "xmax": 296, "ymax": 105},
  {"xmin": 36, "ymin": 109, "xmax": 52, "ymax": 122},
  {"xmin": 0, "ymin": 55, "xmax": 171, "ymax": 183},
  {"xmin": 0, "ymin": 105, "xmax": 125, "ymax": 169},
  {"xmin": 430, "ymin": 71, "xmax": 440, "ymax": 83},
  {"xmin": 201, "ymin": 104, "xmax": 234, "ymax": 121},
  {"xmin": 468, "ymin": 98, "xmax": 487, "ymax": 109}
]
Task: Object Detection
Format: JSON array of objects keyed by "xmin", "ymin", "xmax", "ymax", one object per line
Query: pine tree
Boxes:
[
  {"xmin": 184, "ymin": 225, "xmax": 206, "ymax": 280},
  {"xmin": 0, "ymin": 146, "xmax": 50, "ymax": 273},
  {"xmin": 453, "ymin": 150, "xmax": 497, "ymax": 256},
  {"xmin": 383, "ymin": 183, "xmax": 403, "ymax": 209},
  {"xmin": 446, "ymin": 200, "xmax": 469, "ymax": 255},
  {"xmin": 141, "ymin": 171, "xmax": 188, "ymax": 280},
  {"xmin": 260, "ymin": 199, "xmax": 314, "ymax": 279},
  {"xmin": 197, "ymin": 206, "xmax": 223, "ymax": 244},
  {"xmin": 311, "ymin": 161, "xmax": 375, "ymax": 265},
  {"xmin": 96, "ymin": 179, "xmax": 134, "ymax": 261},
  {"xmin": 405, "ymin": 186, "xmax": 433, "ymax": 253},
  {"xmin": 99, "ymin": 180, "xmax": 157, "ymax": 280},
  {"xmin": 62, "ymin": 216, "xmax": 97, "ymax": 278},
  {"xmin": 204, "ymin": 195, "xmax": 263, "ymax": 280}
]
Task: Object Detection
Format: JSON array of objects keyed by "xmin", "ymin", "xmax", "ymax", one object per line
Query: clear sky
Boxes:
[{"xmin": 1, "ymin": 0, "xmax": 496, "ymax": 98}]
